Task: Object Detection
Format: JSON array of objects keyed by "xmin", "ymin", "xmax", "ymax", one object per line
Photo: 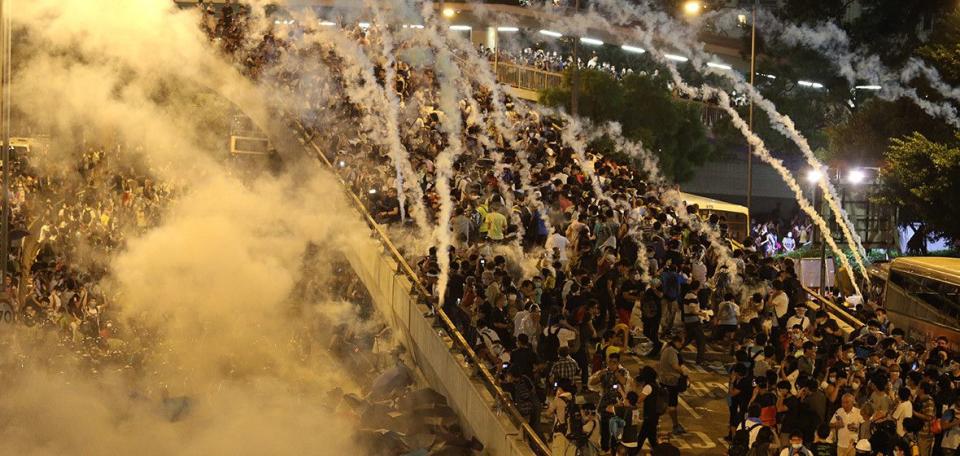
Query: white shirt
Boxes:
[
  {"xmin": 892, "ymin": 400, "xmax": 913, "ymax": 437},
  {"xmin": 771, "ymin": 293, "xmax": 789, "ymax": 319},
  {"xmin": 831, "ymin": 407, "xmax": 864, "ymax": 449},
  {"xmin": 543, "ymin": 325, "xmax": 577, "ymax": 349},
  {"xmin": 691, "ymin": 261, "xmax": 707, "ymax": 284},
  {"xmin": 738, "ymin": 419, "xmax": 765, "ymax": 447},
  {"xmin": 546, "ymin": 233, "xmax": 570, "ymax": 262}
]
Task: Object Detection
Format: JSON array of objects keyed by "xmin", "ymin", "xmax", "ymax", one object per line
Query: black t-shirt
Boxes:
[
  {"xmin": 509, "ymin": 346, "xmax": 539, "ymax": 378},
  {"xmin": 732, "ymin": 377, "xmax": 753, "ymax": 405},
  {"xmin": 779, "ymin": 395, "xmax": 803, "ymax": 434},
  {"xmin": 617, "ymin": 279, "xmax": 643, "ymax": 311}
]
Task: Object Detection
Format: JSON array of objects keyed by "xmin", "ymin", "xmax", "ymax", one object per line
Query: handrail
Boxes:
[
  {"xmin": 802, "ymin": 285, "xmax": 861, "ymax": 337},
  {"xmin": 292, "ymin": 121, "xmax": 550, "ymax": 456}
]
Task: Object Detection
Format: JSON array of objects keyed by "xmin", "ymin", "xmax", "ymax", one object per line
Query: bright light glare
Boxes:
[
  {"xmin": 442, "ymin": 7, "xmax": 456, "ymax": 18},
  {"xmin": 449, "ymin": 25, "xmax": 472, "ymax": 31},
  {"xmin": 580, "ymin": 37, "xmax": 604, "ymax": 46},
  {"xmin": 319, "ymin": 21, "xmax": 336, "ymax": 27},
  {"xmin": 798, "ymin": 80, "xmax": 824, "ymax": 89},
  {"xmin": 683, "ymin": 0, "xmax": 703, "ymax": 15},
  {"xmin": 497, "ymin": 26, "xmax": 520, "ymax": 32},
  {"xmin": 707, "ymin": 62, "xmax": 732, "ymax": 70},
  {"xmin": 847, "ymin": 169, "xmax": 867, "ymax": 184},
  {"xmin": 806, "ymin": 169, "xmax": 823, "ymax": 184},
  {"xmin": 855, "ymin": 85, "xmax": 882, "ymax": 90},
  {"xmin": 539, "ymin": 29, "xmax": 563, "ymax": 38},
  {"xmin": 664, "ymin": 53, "xmax": 689, "ymax": 62},
  {"xmin": 621, "ymin": 45, "xmax": 646, "ymax": 54},
  {"xmin": 368, "ymin": 188, "xmax": 378, "ymax": 195},
  {"xmin": 403, "ymin": 24, "xmax": 425, "ymax": 29},
  {"xmin": 737, "ymin": 14, "xmax": 748, "ymax": 24},
  {"xmin": 358, "ymin": 22, "xmax": 371, "ymax": 29}
]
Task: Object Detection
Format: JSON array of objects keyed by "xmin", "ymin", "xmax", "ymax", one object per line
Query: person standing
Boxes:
[
  {"xmin": 635, "ymin": 366, "xmax": 663, "ymax": 451},
  {"xmin": 640, "ymin": 284, "xmax": 664, "ymax": 358},
  {"xmin": 680, "ymin": 291, "xmax": 706, "ymax": 365},
  {"xmin": 830, "ymin": 394, "xmax": 864, "ymax": 456},
  {"xmin": 659, "ymin": 335, "xmax": 690, "ymax": 435}
]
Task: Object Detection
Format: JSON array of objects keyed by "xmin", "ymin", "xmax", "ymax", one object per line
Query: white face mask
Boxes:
[
  {"xmin": 791, "ymin": 444, "xmax": 803, "ymax": 450},
  {"xmin": 851, "ymin": 382, "xmax": 861, "ymax": 390}
]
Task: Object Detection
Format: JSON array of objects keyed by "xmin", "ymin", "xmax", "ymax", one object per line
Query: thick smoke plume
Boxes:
[{"xmin": 2, "ymin": 1, "xmax": 392, "ymax": 454}]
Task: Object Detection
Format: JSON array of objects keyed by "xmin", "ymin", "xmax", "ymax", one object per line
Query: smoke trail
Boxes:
[
  {"xmin": 276, "ymin": 10, "xmax": 431, "ymax": 234},
  {"xmin": 362, "ymin": 8, "xmax": 433, "ymax": 234},
  {"xmin": 416, "ymin": 3, "xmax": 468, "ymax": 306},
  {"xmin": 435, "ymin": 22, "xmax": 559, "ymax": 251},
  {"xmin": 732, "ymin": 9, "xmax": 960, "ymax": 128},
  {"xmin": 589, "ymin": 0, "xmax": 872, "ymax": 283},
  {"xmin": 539, "ymin": 1, "xmax": 860, "ymax": 292}
]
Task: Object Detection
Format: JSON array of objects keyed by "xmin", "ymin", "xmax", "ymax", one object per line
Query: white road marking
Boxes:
[{"xmin": 678, "ymin": 396, "xmax": 702, "ymax": 419}]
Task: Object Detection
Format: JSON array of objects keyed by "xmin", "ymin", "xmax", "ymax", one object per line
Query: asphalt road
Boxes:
[{"xmin": 622, "ymin": 349, "xmax": 734, "ymax": 455}]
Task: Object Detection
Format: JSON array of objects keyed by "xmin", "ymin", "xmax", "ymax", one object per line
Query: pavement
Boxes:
[{"xmin": 621, "ymin": 350, "xmax": 734, "ymax": 455}]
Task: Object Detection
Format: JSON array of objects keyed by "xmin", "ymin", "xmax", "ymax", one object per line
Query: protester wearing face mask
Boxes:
[{"xmin": 778, "ymin": 432, "xmax": 814, "ymax": 456}]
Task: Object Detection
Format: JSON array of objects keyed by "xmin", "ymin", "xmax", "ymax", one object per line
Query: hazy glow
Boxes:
[{"xmin": 539, "ymin": 29, "xmax": 563, "ymax": 38}]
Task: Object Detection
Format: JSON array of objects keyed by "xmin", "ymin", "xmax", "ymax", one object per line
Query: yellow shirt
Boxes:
[{"xmin": 484, "ymin": 211, "xmax": 508, "ymax": 240}]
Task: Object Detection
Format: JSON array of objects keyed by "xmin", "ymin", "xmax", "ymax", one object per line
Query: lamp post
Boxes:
[
  {"xmin": 570, "ymin": 0, "xmax": 581, "ymax": 116},
  {"xmin": 806, "ymin": 169, "xmax": 828, "ymax": 291},
  {"xmin": 747, "ymin": 0, "xmax": 758, "ymax": 229}
]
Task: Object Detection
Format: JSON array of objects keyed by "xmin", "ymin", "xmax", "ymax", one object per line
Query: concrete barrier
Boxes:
[{"xmin": 342, "ymin": 235, "xmax": 537, "ymax": 456}]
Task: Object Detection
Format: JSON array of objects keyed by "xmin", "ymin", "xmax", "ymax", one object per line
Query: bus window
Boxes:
[{"xmin": 889, "ymin": 270, "xmax": 960, "ymax": 323}]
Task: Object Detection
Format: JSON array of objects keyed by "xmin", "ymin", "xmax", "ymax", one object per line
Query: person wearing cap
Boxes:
[
  {"xmin": 854, "ymin": 439, "xmax": 872, "ymax": 456},
  {"xmin": 786, "ymin": 305, "xmax": 812, "ymax": 334}
]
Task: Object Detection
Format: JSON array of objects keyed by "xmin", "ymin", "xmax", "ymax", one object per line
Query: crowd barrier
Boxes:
[{"xmin": 293, "ymin": 123, "xmax": 547, "ymax": 456}]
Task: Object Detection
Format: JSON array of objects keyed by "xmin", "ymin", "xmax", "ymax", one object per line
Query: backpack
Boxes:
[
  {"xmin": 729, "ymin": 423, "xmax": 762, "ymax": 456},
  {"xmin": 539, "ymin": 325, "xmax": 562, "ymax": 363}
]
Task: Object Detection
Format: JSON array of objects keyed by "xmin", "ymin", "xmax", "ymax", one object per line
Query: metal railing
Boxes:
[
  {"xmin": 292, "ymin": 121, "xmax": 550, "ymax": 456},
  {"xmin": 495, "ymin": 61, "xmax": 564, "ymax": 93}
]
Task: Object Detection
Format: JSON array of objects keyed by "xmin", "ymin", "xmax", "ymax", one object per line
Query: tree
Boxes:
[
  {"xmin": 876, "ymin": 133, "xmax": 960, "ymax": 244},
  {"xmin": 826, "ymin": 98, "xmax": 955, "ymax": 165},
  {"xmin": 541, "ymin": 69, "xmax": 717, "ymax": 182}
]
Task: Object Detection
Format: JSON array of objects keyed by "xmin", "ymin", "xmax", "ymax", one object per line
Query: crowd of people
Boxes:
[
  {"xmin": 0, "ymin": 143, "xmax": 174, "ymax": 361},
  {"xmin": 480, "ymin": 45, "xmax": 640, "ymax": 81},
  {"xmin": 187, "ymin": 5, "xmax": 960, "ymax": 456}
]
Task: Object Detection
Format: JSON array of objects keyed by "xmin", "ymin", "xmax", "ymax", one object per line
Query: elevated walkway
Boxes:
[{"xmin": 293, "ymin": 124, "xmax": 546, "ymax": 456}]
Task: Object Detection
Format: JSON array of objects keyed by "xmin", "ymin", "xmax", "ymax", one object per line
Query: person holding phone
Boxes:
[{"xmin": 830, "ymin": 394, "xmax": 864, "ymax": 456}]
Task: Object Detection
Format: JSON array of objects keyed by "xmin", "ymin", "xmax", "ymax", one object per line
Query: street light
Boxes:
[
  {"xmin": 683, "ymin": 0, "xmax": 703, "ymax": 16},
  {"xmin": 442, "ymin": 7, "xmax": 456, "ymax": 18},
  {"xmin": 806, "ymin": 169, "xmax": 823, "ymax": 184},
  {"xmin": 847, "ymin": 169, "xmax": 867, "ymax": 185}
]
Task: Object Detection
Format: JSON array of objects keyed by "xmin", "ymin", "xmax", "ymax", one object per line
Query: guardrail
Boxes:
[
  {"xmin": 292, "ymin": 122, "xmax": 549, "ymax": 456},
  {"xmin": 494, "ymin": 61, "xmax": 564, "ymax": 93},
  {"xmin": 802, "ymin": 285, "xmax": 861, "ymax": 337}
]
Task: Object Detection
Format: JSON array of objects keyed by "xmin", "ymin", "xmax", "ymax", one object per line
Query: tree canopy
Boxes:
[
  {"xmin": 875, "ymin": 133, "xmax": 960, "ymax": 242},
  {"xmin": 540, "ymin": 69, "xmax": 716, "ymax": 182}
]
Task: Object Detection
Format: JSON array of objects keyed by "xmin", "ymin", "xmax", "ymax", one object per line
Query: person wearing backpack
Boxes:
[
  {"xmin": 635, "ymin": 366, "xmax": 664, "ymax": 452},
  {"xmin": 730, "ymin": 404, "xmax": 766, "ymax": 456}
]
